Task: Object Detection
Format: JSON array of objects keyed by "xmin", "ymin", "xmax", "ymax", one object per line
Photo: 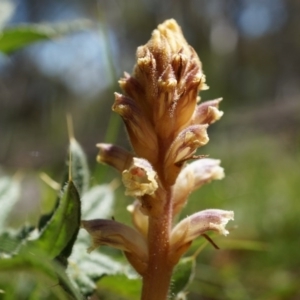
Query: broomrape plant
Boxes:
[{"xmin": 82, "ymin": 19, "xmax": 234, "ymax": 300}]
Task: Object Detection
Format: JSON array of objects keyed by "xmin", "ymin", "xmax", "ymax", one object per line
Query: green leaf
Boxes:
[
  {"xmin": 82, "ymin": 184, "xmax": 114, "ymax": 220},
  {"xmin": 66, "ymin": 184, "xmax": 116, "ymax": 295},
  {"xmin": 0, "ymin": 230, "xmax": 21, "ymax": 255},
  {"xmin": 170, "ymin": 257, "xmax": 196, "ymax": 299},
  {"xmin": 34, "ymin": 138, "xmax": 87, "ymax": 268},
  {"xmin": 38, "ymin": 138, "xmax": 89, "ymax": 232},
  {"xmin": 0, "ymin": 252, "xmax": 83, "ymax": 300},
  {"xmin": 0, "ymin": 20, "xmax": 93, "ymax": 54},
  {"xmin": 98, "ymin": 274, "xmax": 141, "ymax": 300},
  {"xmin": 0, "ymin": 176, "xmax": 20, "ymax": 230},
  {"xmin": 0, "ymin": 225, "xmax": 36, "ymax": 256},
  {"xmin": 67, "ymin": 231, "xmax": 137, "ymax": 297},
  {"xmin": 52, "ymin": 137, "xmax": 90, "ymax": 266},
  {"xmin": 25, "ymin": 180, "xmax": 81, "ymax": 259},
  {"xmin": 69, "ymin": 138, "xmax": 90, "ymax": 197}
]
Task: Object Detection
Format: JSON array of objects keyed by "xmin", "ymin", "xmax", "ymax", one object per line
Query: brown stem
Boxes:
[{"xmin": 141, "ymin": 190, "xmax": 174, "ymax": 300}]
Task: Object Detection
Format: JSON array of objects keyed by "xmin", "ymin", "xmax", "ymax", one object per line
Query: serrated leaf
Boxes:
[
  {"xmin": 69, "ymin": 138, "xmax": 90, "ymax": 196},
  {"xmin": 66, "ymin": 180, "xmax": 127, "ymax": 297},
  {"xmin": 0, "ymin": 20, "xmax": 93, "ymax": 54},
  {"xmin": 170, "ymin": 257, "xmax": 196, "ymax": 299},
  {"xmin": 0, "ymin": 230, "xmax": 21, "ymax": 255},
  {"xmin": 24, "ymin": 180, "xmax": 80, "ymax": 259},
  {"xmin": 67, "ymin": 231, "xmax": 137, "ymax": 296},
  {"xmin": 82, "ymin": 184, "xmax": 114, "ymax": 220},
  {"xmin": 0, "ymin": 252, "xmax": 82, "ymax": 300},
  {"xmin": 38, "ymin": 138, "xmax": 88, "ymax": 232},
  {"xmin": 0, "ymin": 176, "xmax": 20, "ymax": 230},
  {"xmin": 0, "ymin": 225, "xmax": 36, "ymax": 257}
]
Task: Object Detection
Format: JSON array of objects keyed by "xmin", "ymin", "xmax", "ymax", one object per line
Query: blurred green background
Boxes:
[{"xmin": 0, "ymin": 0, "xmax": 299, "ymax": 299}]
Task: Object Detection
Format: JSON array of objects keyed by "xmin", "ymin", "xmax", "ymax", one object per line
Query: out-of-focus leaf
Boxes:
[
  {"xmin": 82, "ymin": 184, "xmax": 114, "ymax": 219},
  {"xmin": 218, "ymin": 239, "xmax": 268, "ymax": 251},
  {"xmin": 0, "ymin": 230, "xmax": 21, "ymax": 255},
  {"xmin": 0, "ymin": 224, "xmax": 36, "ymax": 256},
  {"xmin": 0, "ymin": 252, "xmax": 82, "ymax": 300},
  {"xmin": 24, "ymin": 180, "xmax": 80, "ymax": 259},
  {"xmin": 0, "ymin": 176, "xmax": 20, "ymax": 230},
  {"xmin": 0, "ymin": 20, "xmax": 93, "ymax": 54},
  {"xmin": 98, "ymin": 274, "xmax": 141, "ymax": 300},
  {"xmin": 67, "ymin": 231, "xmax": 137, "ymax": 297},
  {"xmin": 69, "ymin": 138, "xmax": 90, "ymax": 196},
  {"xmin": 170, "ymin": 257, "xmax": 196, "ymax": 299}
]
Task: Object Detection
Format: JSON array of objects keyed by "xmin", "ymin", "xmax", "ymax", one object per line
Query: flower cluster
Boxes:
[{"xmin": 82, "ymin": 19, "xmax": 233, "ymax": 289}]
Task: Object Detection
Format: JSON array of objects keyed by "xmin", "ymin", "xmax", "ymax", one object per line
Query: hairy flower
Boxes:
[
  {"xmin": 112, "ymin": 93, "xmax": 158, "ymax": 163},
  {"xmin": 164, "ymin": 124, "xmax": 209, "ymax": 184},
  {"xmin": 172, "ymin": 159, "xmax": 225, "ymax": 216},
  {"xmin": 170, "ymin": 209, "xmax": 234, "ymax": 263},
  {"xmin": 122, "ymin": 157, "xmax": 159, "ymax": 197},
  {"xmin": 81, "ymin": 219, "xmax": 148, "ymax": 274},
  {"xmin": 191, "ymin": 98, "xmax": 224, "ymax": 125}
]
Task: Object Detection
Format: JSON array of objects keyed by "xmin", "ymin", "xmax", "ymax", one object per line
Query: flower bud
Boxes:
[
  {"xmin": 112, "ymin": 93, "xmax": 158, "ymax": 164},
  {"xmin": 118, "ymin": 19, "xmax": 209, "ymax": 145},
  {"xmin": 96, "ymin": 143, "xmax": 133, "ymax": 172}
]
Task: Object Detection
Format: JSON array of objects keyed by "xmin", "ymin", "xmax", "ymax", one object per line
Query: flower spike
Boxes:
[{"xmin": 91, "ymin": 19, "xmax": 234, "ymax": 300}]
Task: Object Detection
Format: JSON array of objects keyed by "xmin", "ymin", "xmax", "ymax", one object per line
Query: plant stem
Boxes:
[{"xmin": 141, "ymin": 190, "xmax": 173, "ymax": 300}]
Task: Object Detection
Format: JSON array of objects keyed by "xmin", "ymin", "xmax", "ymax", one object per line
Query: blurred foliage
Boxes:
[
  {"xmin": 0, "ymin": 133, "xmax": 140, "ymax": 299},
  {"xmin": 0, "ymin": 0, "xmax": 299, "ymax": 299},
  {"xmin": 0, "ymin": 20, "xmax": 93, "ymax": 54}
]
